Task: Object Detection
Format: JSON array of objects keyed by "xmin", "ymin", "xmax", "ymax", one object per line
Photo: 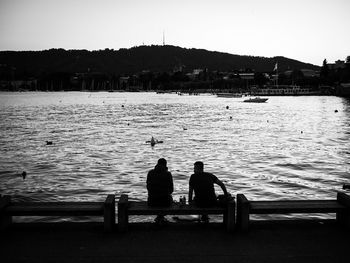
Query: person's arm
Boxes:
[
  {"xmin": 188, "ymin": 185, "xmax": 194, "ymax": 203},
  {"xmin": 169, "ymin": 172, "xmax": 174, "ymax": 194},
  {"xmin": 214, "ymin": 178, "xmax": 228, "ymax": 196},
  {"xmin": 146, "ymin": 172, "xmax": 151, "ymax": 191}
]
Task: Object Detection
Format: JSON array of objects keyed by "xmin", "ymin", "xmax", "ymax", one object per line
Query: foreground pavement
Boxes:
[{"xmin": 1, "ymin": 220, "xmax": 349, "ymax": 263}]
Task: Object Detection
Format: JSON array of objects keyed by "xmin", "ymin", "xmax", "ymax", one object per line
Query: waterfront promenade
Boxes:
[{"xmin": 1, "ymin": 220, "xmax": 348, "ymax": 263}]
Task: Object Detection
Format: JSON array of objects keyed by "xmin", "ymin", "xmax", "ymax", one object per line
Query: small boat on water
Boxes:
[
  {"xmin": 243, "ymin": 97, "xmax": 268, "ymax": 103},
  {"xmin": 216, "ymin": 93, "xmax": 242, "ymax": 98},
  {"xmin": 146, "ymin": 136, "xmax": 164, "ymax": 146}
]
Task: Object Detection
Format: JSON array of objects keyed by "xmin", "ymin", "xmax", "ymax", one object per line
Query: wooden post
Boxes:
[
  {"xmin": 336, "ymin": 192, "xmax": 350, "ymax": 226},
  {"xmin": 103, "ymin": 194, "xmax": 115, "ymax": 232},
  {"xmin": 118, "ymin": 194, "xmax": 129, "ymax": 232},
  {"xmin": 223, "ymin": 206, "xmax": 227, "ymax": 226},
  {"xmin": 226, "ymin": 199, "xmax": 236, "ymax": 233},
  {"xmin": 0, "ymin": 195, "xmax": 12, "ymax": 230},
  {"xmin": 236, "ymin": 194, "xmax": 250, "ymax": 232}
]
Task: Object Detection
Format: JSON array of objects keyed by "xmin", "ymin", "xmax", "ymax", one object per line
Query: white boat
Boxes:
[
  {"xmin": 216, "ymin": 93, "xmax": 242, "ymax": 98},
  {"xmin": 243, "ymin": 97, "xmax": 268, "ymax": 103}
]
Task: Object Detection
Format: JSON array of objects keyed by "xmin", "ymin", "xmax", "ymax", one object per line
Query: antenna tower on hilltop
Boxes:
[{"xmin": 163, "ymin": 31, "xmax": 165, "ymax": 45}]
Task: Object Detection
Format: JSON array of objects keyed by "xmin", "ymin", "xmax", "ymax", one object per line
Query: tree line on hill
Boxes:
[{"xmin": 0, "ymin": 45, "xmax": 349, "ymax": 92}]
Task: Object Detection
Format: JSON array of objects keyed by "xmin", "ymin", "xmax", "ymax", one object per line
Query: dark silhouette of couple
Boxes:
[{"xmin": 146, "ymin": 158, "xmax": 230, "ymax": 224}]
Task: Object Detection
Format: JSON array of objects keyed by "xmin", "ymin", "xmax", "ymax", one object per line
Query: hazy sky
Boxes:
[{"xmin": 0, "ymin": 0, "xmax": 349, "ymax": 65}]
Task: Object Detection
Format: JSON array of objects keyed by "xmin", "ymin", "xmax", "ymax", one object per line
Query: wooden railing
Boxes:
[
  {"xmin": 1, "ymin": 192, "xmax": 350, "ymax": 233},
  {"xmin": 118, "ymin": 194, "xmax": 235, "ymax": 233},
  {"xmin": 0, "ymin": 194, "xmax": 115, "ymax": 232},
  {"xmin": 236, "ymin": 192, "xmax": 350, "ymax": 231}
]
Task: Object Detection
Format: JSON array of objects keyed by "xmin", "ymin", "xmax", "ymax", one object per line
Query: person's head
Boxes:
[
  {"xmin": 157, "ymin": 158, "xmax": 167, "ymax": 167},
  {"xmin": 194, "ymin": 161, "xmax": 204, "ymax": 174}
]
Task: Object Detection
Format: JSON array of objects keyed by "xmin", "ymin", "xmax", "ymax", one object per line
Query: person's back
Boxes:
[
  {"xmin": 147, "ymin": 158, "xmax": 173, "ymax": 207},
  {"xmin": 189, "ymin": 171, "xmax": 218, "ymax": 207},
  {"xmin": 189, "ymin": 161, "xmax": 228, "ymax": 208}
]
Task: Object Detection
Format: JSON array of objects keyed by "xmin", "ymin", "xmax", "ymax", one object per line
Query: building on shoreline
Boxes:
[
  {"xmin": 335, "ymin": 83, "xmax": 350, "ymax": 98},
  {"xmin": 251, "ymin": 85, "xmax": 321, "ymax": 96}
]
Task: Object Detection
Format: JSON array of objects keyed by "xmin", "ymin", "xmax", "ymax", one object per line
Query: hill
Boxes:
[{"xmin": 0, "ymin": 45, "xmax": 319, "ymax": 78}]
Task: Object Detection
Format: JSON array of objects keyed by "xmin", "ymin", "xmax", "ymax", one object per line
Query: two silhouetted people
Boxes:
[{"xmin": 147, "ymin": 159, "xmax": 229, "ymax": 223}]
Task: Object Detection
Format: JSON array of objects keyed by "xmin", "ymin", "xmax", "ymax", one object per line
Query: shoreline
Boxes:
[{"xmin": 0, "ymin": 90, "xmax": 342, "ymax": 96}]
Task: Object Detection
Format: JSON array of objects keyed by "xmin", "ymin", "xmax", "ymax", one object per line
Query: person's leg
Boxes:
[
  {"xmin": 155, "ymin": 214, "xmax": 168, "ymax": 224},
  {"xmin": 199, "ymin": 199, "xmax": 217, "ymax": 223},
  {"xmin": 155, "ymin": 214, "xmax": 164, "ymax": 223},
  {"xmin": 200, "ymin": 214, "xmax": 209, "ymax": 223}
]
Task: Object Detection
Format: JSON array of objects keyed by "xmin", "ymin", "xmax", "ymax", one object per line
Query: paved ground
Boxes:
[{"xmin": 1, "ymin": 220, "xmax": 349, "ymax": 263}]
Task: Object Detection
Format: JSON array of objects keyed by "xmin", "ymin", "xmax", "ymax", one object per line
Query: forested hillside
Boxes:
[{"xmin": 0, "ymin": 45, "xmax": 319, "ymax": 79}]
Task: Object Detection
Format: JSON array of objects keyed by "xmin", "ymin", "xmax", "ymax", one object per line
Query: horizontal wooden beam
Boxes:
[
  {"xmin": 118, "ymin": 194, "xmax": 235, "ymax": 233},
  {"xmin": 236, "ymin": 193, "xmax": 350, "ymax": 231},
  {"xmin": 250, "ymin": 200, "xmax": 345, "ymax": 214},
  {"xmin": 4, "ymin": 203, "xmax": 104, "ymax": 216},
  {"xmin": 1, "ymin": 195, "xmax": 115, "ymax": 232},
  {"xmin": 128, "ymin": 202, "xmax": 226, "ymax": 215}
]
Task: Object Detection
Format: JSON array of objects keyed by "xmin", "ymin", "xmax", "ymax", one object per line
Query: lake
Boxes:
[{"xmin": 0, "ymin": 92, "xmax": 349, "ymax": 221}]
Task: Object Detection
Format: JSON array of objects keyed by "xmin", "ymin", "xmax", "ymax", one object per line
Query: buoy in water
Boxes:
[
  {"xmin": 226, "ymin": 106, "xmax": 229, "ymax": 109},
  {"xmin": 22, "ymin": 171, "xmax": 26, "ymax": 179},
  {"xmin": 335, "ymin": 110, "xmax": 338, "ymax": 113},
  {"xmin": 46, "ymin": 141, "xmax": 53, "ymax": 145}
]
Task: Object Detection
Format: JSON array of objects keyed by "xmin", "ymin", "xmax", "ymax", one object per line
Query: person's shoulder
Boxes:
[
  {"xmin": 147, "ymin": 169, "xmax": 156, "ymax": 176},
  {"xmin": 189, "ymin": 173, "xmax": 195, "ymax": 180},
  {"xmin": 204, "ymin": 172, "xmax": 218, "ymax": 179}
]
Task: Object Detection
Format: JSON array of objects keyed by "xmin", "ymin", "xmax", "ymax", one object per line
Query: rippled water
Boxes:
[{"xmin": 1, "ymin": 92, "xmax": 349, "ymax": 221}]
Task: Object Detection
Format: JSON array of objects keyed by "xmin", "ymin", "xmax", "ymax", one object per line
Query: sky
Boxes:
[{"xmin": 0, "ymin": 0, "xmax": 349, "ymax": 66}]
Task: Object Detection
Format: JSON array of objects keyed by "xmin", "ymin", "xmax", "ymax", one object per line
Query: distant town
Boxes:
[{"xmin": 0, "ymin": 46, "xmax": 349, "ymax": 97}]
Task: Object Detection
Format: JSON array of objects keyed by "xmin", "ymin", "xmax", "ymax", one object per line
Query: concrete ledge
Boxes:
[{"xmin": 1, "ymin": 220, "xmax": 349, "ymax": 263}]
